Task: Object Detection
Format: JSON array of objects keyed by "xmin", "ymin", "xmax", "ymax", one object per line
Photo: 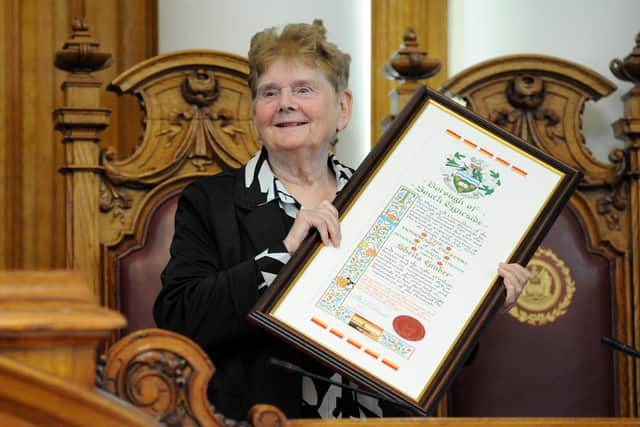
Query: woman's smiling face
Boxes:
[{"xmin": 253, "ymin": 59, "xmax": 352, "ymax": 156}]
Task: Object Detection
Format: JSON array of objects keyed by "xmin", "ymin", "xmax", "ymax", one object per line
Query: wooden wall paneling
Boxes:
[
  {"xmin": 1, "ymin": 0, "xmax": 24, "ymax": 269},
  {"xmin": 0, "ymin": 3, "xmax": 4, "ymax": 269},
  {"xmin": 1, "ymin": 2, "xmax": 12, "ymax": 269},
  {"xmin": 0, "ymin": 0, "xmax": 65, "ymax": 270},
  {"xmin": 371, "ymin": 0, "xmax": 447, "ymax": 143},
  {"xmin": 21, "ymin": 1, "xmax": 60, "ymax": 270},
  {"xmin": 0, "ymin": 0, "xmax": 157, "ymax": 274}
]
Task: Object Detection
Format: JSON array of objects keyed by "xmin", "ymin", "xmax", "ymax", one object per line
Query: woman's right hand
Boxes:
[{"xmin": 283, "ymin": 200, "xmax": 341, "ymax": 253}]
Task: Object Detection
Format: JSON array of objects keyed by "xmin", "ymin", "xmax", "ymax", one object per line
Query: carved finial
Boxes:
[
  {"xmin": 403, "ymin": 28, "xmax": 418, "ymax": 47},
  {"xmin": 383, "ymin": 28, "xmax": 441, "ymax": 81},
  {"xmin": 610, "ymin": 31, "xmax": 640, "ymax": 84},
  {"xmin": 54, "ymin": 17, "xmax": 112, "ymax": 72},
  {"xmin": 71, "ymin": 16, "xmax": 89, "ymax": 32}
]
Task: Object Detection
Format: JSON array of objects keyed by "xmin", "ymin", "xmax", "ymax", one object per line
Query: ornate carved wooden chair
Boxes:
[
  {"xmin": 54, "ymin": 22, "xmax": 268, "ymax": 426},
  {"xmin": 379, "ymin": 30, "xmax": 640, "ymax": 416},
  {"xmin": 437, "ymin": 53, "xmax": 639, "ymax": 416}
]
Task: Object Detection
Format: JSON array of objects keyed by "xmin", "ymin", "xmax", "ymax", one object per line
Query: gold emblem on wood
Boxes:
[{"xmin": 509, "ymin": 247, "xmax": 575, "ymax": 326}]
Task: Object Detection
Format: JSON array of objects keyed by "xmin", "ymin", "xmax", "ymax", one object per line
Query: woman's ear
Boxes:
[{"xmin": 336, "ymin": 89, "xmax": 353, "ymax": 131}]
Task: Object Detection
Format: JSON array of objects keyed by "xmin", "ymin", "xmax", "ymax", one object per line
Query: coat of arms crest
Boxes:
[{"xmin": 441, "ymin": 152, "xmax": 502, "ymax": 198}]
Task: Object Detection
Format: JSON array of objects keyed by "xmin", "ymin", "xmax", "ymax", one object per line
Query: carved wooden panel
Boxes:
[
  {"xmin": 103, "ymin": 331, "xmax": 293, "ymax": 426},
  {"xmin": 103, "ymin": 329, "xmax": 219, "ymax": 426}
]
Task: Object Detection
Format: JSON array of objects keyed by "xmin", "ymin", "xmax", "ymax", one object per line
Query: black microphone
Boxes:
[
  {"xmin": 267, "ymin": 357, "xmax": 424, "ymax": 415},
  {"xmin": 602, "ymin": 336, "xmax": 640, "ymax": 359}
]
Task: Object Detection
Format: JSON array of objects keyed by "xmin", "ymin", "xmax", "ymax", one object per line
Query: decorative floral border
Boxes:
[{"xmin": 316, "ymin": 187, "xmax": 418, "ymax": 359}]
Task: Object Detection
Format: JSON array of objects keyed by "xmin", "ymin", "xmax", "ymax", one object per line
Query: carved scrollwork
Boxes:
[
  {"xmin": 120, "ymin": 350, "xmax": 194, "ymax": 426},
  {"xmin": 507, "ymin": 74, "xmax": 545, "ymax": 110},
  {"xmin": 596, "ymin": 182, "xmax": 629, "ymax": 231},
  {"xmin": 248, "ymin": 405, "xmax": 288, "ymax": 427},
  {"xmin": 102, "ymin": 329, "xmax": 293, "ymax": 426},
  {"xmin": 594, "ymin": 148, "xmax": 629, "ymax": 230},
  {"xmin": 103, "ymin": 329, "xmax": 220, "ymax": 427},
  {"xmin": 161, "ymin": 103, "xmax": 247, "ymax": 171},
  {"xmin": 99, "ymin": 176, "xmax": 132, "ymax": 222},
  {"xmin": 491, "ymin": 75, "xmax": 564, "ymax": 144},
  {"xmin": 207, "ymin": 403, "xmax": 287, "ymax": 426}
]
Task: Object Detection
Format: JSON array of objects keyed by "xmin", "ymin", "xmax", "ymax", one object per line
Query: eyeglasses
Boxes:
[{"xmin": 256, "ymin": 84, "xmax": 316, "ymax": 101}]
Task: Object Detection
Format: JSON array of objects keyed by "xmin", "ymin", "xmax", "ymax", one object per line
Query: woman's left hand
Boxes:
[{"xmin": 498, "ymin": 262, "xmax": 530, "ymax": 310}]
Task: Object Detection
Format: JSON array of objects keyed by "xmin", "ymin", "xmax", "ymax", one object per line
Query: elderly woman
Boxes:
[{"xmin": 154, "ymin": 20, "xmax": 529, "ymax": 421}]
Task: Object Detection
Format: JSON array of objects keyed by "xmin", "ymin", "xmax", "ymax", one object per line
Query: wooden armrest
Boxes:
[{"xmin": 102, "ymin": 328, "xmax": 221, "ymax": 426}]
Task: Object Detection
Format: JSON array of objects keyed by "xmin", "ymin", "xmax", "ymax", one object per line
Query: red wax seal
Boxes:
[{"xmin": 392, "ymin": 315, "xmax": 425, "ymax": 341}]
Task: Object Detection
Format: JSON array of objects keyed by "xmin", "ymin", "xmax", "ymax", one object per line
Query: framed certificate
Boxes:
[{"xmin": 248, "ymin": 86, "xmax": 581, "ymax": 416}]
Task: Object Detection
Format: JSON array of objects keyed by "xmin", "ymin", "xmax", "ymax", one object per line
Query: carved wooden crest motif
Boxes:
[
  {"xmin": 441, "ymin": 56, "xmax": 617, "ymax": 178},
  {"xmin": 96, "ymin": 51, "xmax": 260, "ymax": 244},
  {"xmin": 497, "ymin": 74, "xmax": 560, "ymax": 143},
  {"xmin": 440, "ymin": 55, "xmax": 633, "ymax": 241},
  {"xmin": 102, "ymin": 51, "xmax": 258, "ymax": 184}
]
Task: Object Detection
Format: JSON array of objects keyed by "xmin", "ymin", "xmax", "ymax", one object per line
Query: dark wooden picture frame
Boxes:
[{"xmin": 249, "ymin": 86, "xmax": 582, "ymax": 416}]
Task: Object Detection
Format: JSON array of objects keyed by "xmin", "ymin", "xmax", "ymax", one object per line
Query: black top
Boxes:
[{"xmin": 153, "ymin": 148, "xmax": 380, "ymax": 420}]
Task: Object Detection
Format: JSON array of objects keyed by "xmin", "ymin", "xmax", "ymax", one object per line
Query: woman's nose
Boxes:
[{"xmin": 278, "ymin": 89, "xmax": 297, "ymax": 110}]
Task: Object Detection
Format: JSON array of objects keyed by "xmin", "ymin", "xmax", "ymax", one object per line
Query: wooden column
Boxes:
[
  {"xmin": 54, "ymin": 19, "xmax": 111, "ymax": 295},
  {"xmin": 610, "ymin": 32, "xmax": 640, "ymax": 416},
  {"xmin": 371, "ymin": 0, "xmax": 447, "ymax": 143},
  {"xmin": 380, "ymin": 28, "xmax": 441, "ymax": 130}
]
